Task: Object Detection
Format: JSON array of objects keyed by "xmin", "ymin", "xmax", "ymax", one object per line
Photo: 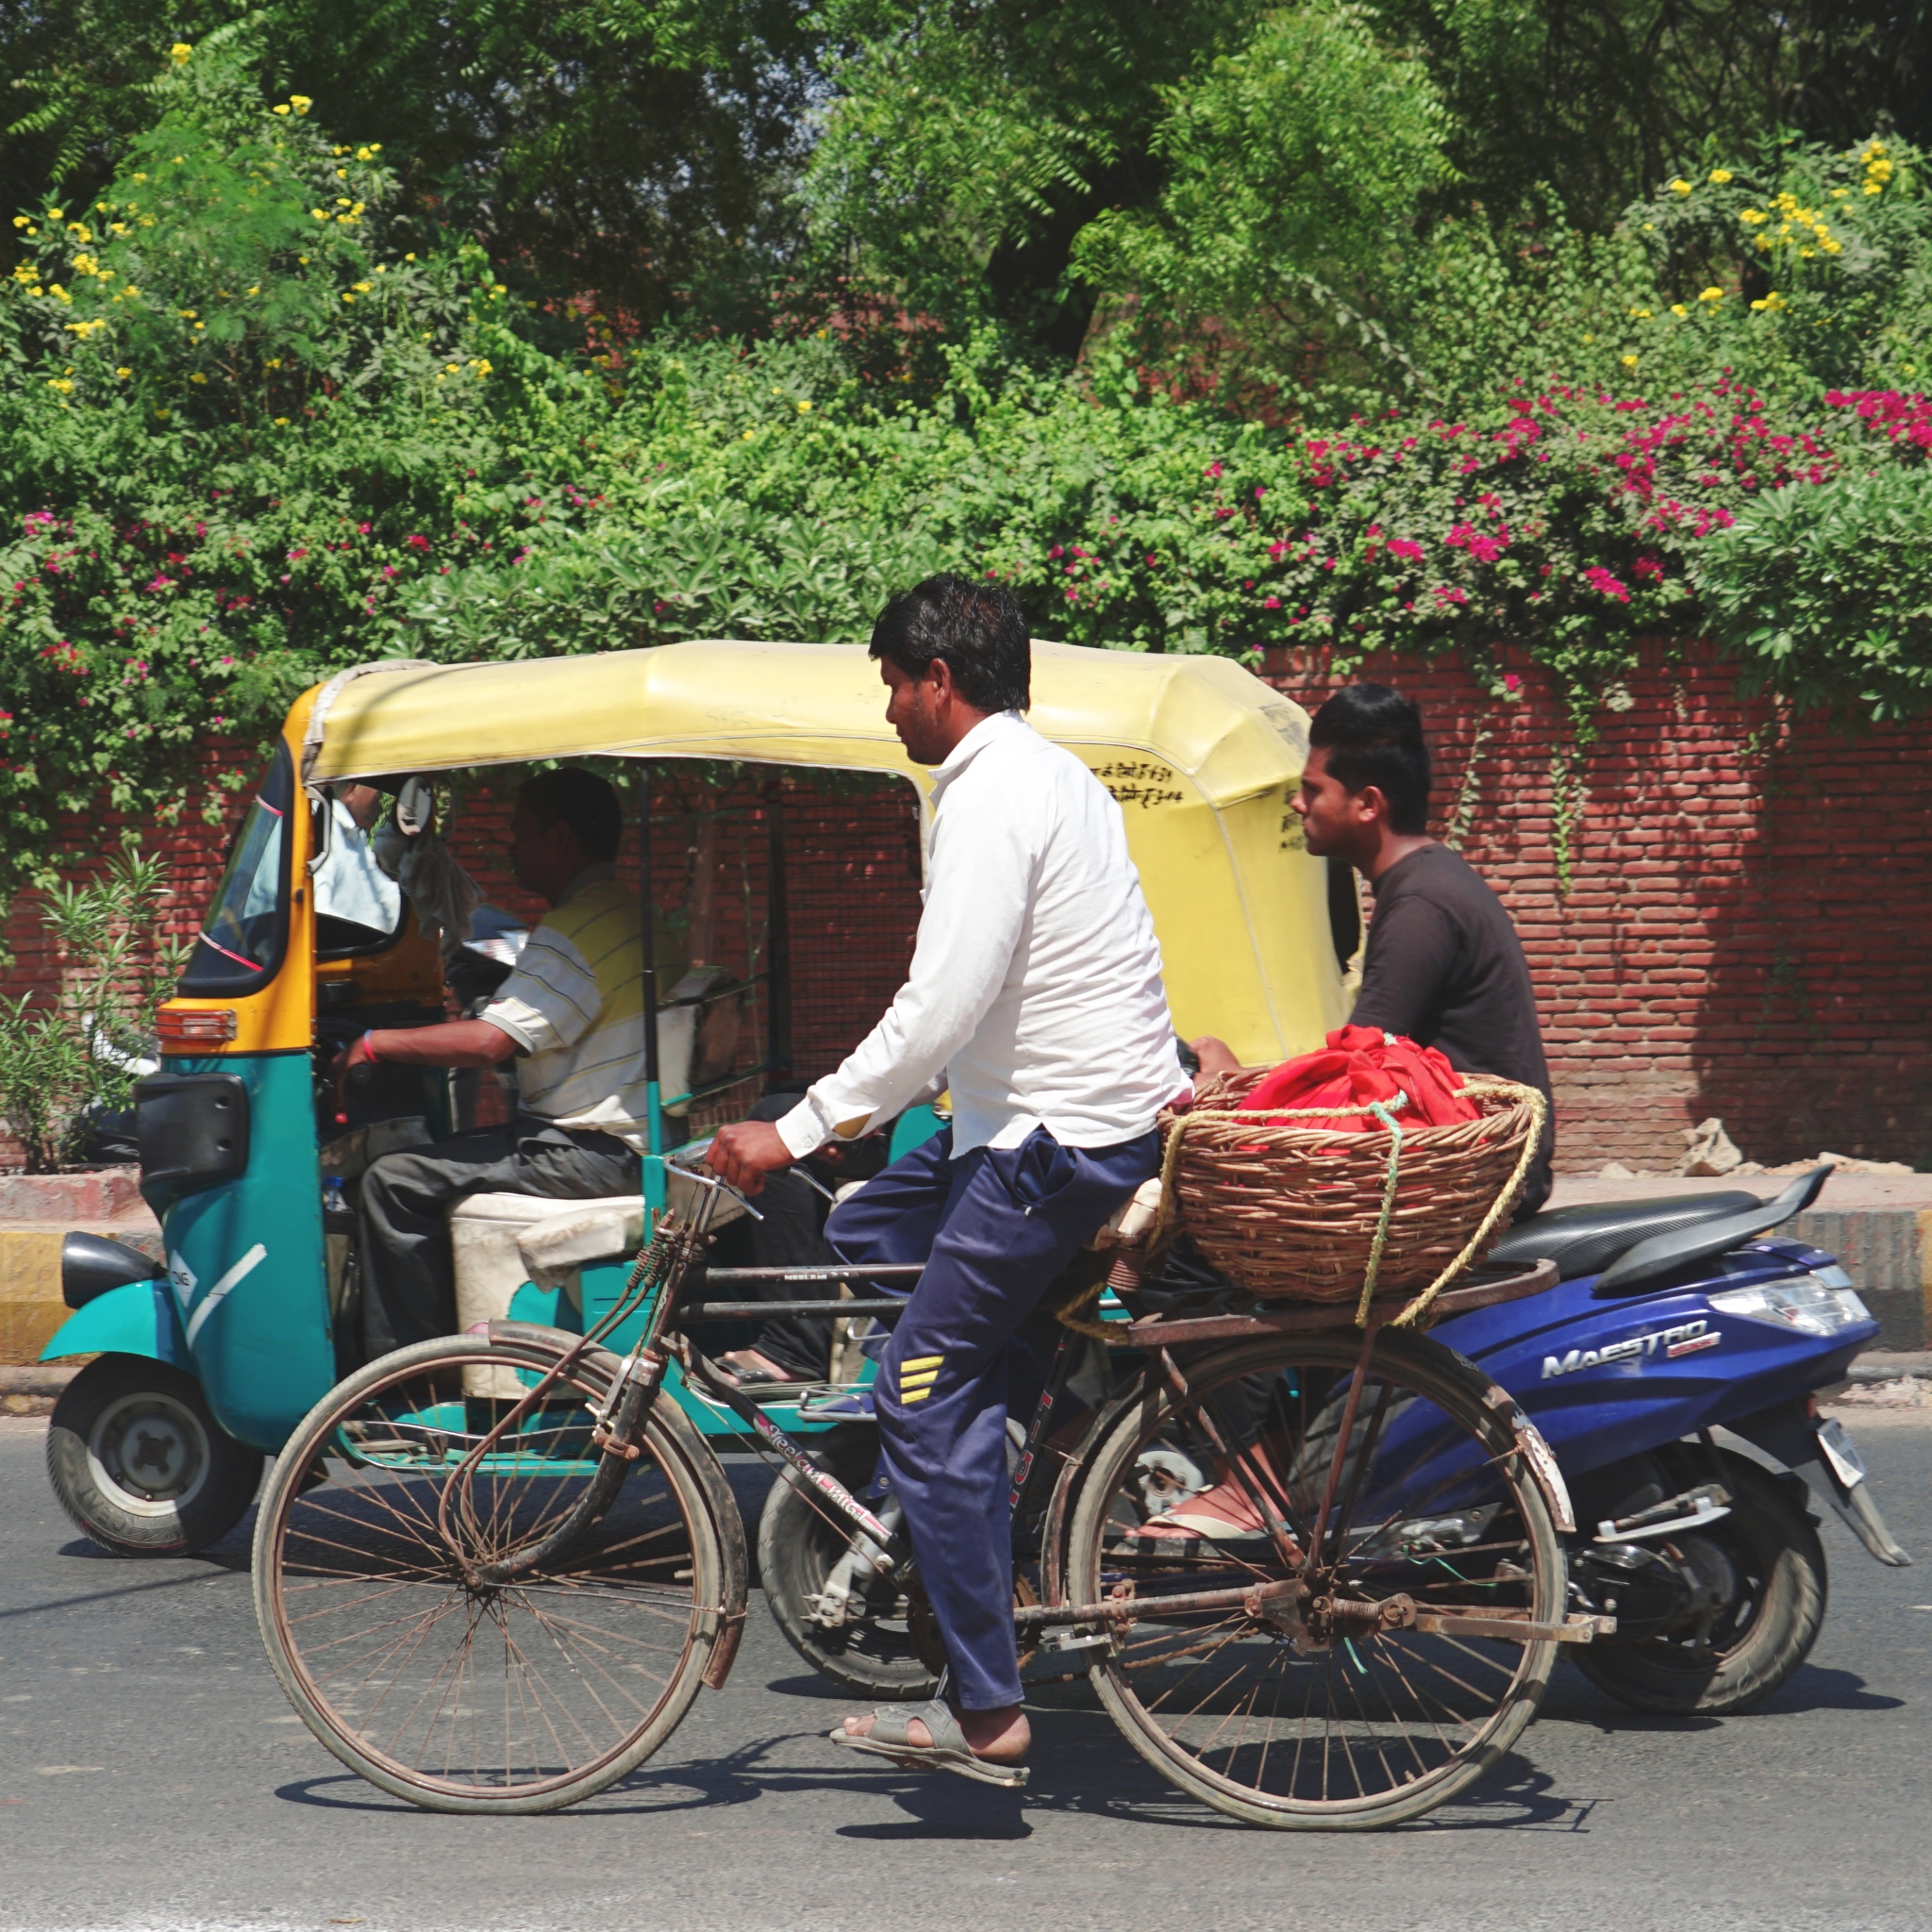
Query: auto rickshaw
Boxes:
[{"xmin": 38, "ymin": 639, "xmax": 1349, "ymax": 1555}]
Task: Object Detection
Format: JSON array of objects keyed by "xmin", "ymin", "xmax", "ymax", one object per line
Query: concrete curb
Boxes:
[{"xmin": 0, "ymin": 1223, "xmax": 161, "ymax": 1368}]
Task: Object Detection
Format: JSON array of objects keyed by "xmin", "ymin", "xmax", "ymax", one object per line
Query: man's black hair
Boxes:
[
  {"xmin": 517, "ymin": 768, "xmax": 623, "ymax": 860},
  {"xmin": 1308, "ymin": 684, "xmax": 1432, "ymax": 834},
  {"xmin": 868, "ymin": 573, "xmax": 1030, "ymax": 713}
]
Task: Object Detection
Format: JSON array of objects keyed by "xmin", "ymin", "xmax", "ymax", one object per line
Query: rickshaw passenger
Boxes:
[
  {"xmin": 708, "ymin": 575, "xmax": 1188, "ymax": 1785},
  {"xmin": 341, "ymin": 769, "xmax": 671, "ymax": 1359}
]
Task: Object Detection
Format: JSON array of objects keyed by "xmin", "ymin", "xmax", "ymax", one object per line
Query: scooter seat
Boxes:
[{"xmin": 1487, "ymin": 1191, "xmax": 1764, "ymax": 1284}]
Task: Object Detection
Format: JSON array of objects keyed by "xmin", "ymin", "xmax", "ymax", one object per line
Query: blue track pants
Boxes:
[{"xmin": 824, "ymin": 1124, "xmax": 1160, "ymax": 1710}]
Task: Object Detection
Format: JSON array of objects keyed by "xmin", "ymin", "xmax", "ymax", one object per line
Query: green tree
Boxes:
[
  {"xmin": 1, "ymin": 0, "xmax": 819, "ymax": 330},
  {"xmin": 1069, "ymin": 3, "xmax": 1453, "ymax": 394}
]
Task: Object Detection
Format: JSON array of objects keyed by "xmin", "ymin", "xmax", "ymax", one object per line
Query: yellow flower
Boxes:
[
  {"xmin": 131, "ymin": 174, "xmax": 146, "ymax": 184},
  {"xmin": 341, "ymin": 291, "xmax": 356, "ymax": 302},
  {"xmin": 311, "ymin": 208, "xmax": 329, "ymax": 222},
  {"xmin": 369, "ymin": 143, "xmax": 381, "ymax": 153},
  {"xmin": 274, "ymin": 416, "xmax": 289, "ymax": 426},
  {"xmin": 1708, "ymin": 168, "xmax": 1733, "ymax": 184},
  {"xmin": 49, "ymin": 283, "xmax": 70, "ymax": 303},
  {"xmin": 189, "ymin": 371, "xmax": 207, "ymax": 384},
  {"xmin": 169, "ymin": 41, "xmax": 192, "ymax": 62},
  {"xmin": 1823, "ymin": 238, "xmax": 1843, "ymax": 254},
  {"xmin": 1830, "ymin": 187, "xmax": 1849, "ymax": 200},
  {"xmin": 115, "ymin": 366, "xmax": 131, "ymax": 379},
  {"xmin": 66, "ymin": 222, "xmax": 91, "ymax": 242},
  {"xmin": 444, "ymin": 362, "xmax": 461, "ymax": 373},
  {"xmin": 741, "ymin": 428, "xmax": 756, "ymax": 440},
  {"xmin": 1750, "ymin": 291, "xmax": 1785, "ymax": 312},
  {"xmin": 1670, "ymin": 302, "xmax": 1688, "ymax": 318},
  {"xmin": 155, "ymin": 408, "xmax": 169, "ymax": 421},
  {"xmin": 70, "ymin": 253, "xmax": 98, "ymax": 276},
  {"xmin": 273, "ymin": 104, "xmax": 291, "ymax": 116},
  {"xmin": 352, "ymin": 279, "xmax": 372, "ymax": 292},
  {"xmin": 1621, "ymin": 354, "xmax": 1639, "ymax": 368},
  {"xmin": 108, "ymin": 222, "xmax": 126, "ymax": 235},
  {"xmin": 1668, "ymin": 177, "xmax": 1692, "ymax": 195},
  {"xmin": 1698, "ymin": 286, "xmax": 1724, "ymax": 303},
  {"xmin": 355, "ymin": 146, "xmax": 373, "ymax": 161},
  {"xmin": 335, "ymin": 168, "xmax": 347, "ymax": 179},
  {"xmin": 10, "ymin": 263, "xmax": 36, "ymax": 285},
  {"xmin": 1864, "ymin": 181, "xmax": 1883, "ymax": 194},
  {"xmin": 246, "ymin": 284, "xmax": 258, "ymax": 294},
  {"xmin": 46, "ymin": 378, "xmax": 73, "ymax": 392},
  {"xmin": 404, "ymin": 252, "xmax": 416, "ymax": 261},
  {"xmin": 797, "ymin": 399, "xmax": 812, "ymax": 411},
  {"xmin": 265, "ymin": 357, "xmax": 282, "ymax": 369},
  {"xmin": 290, "ymin": 95, "xmax": 312, "ymax": 115},
  {"xmin": 471, "ymin": 358, "xmax": 492, "ymax": 375},
  {"xmin": 336, "ymin": 197, "xmax": 352, "ymax": 208},
  {"xmin": 8, "ymin": 214, "xmax": 26, "ymax": 228},
  {"xmin": 178, "ymin": 308, "xmax": 196, "ymax": 318},
  {"xmin": 1740, "ymin": 208, "xmax": 1767, "ymax": 225}
]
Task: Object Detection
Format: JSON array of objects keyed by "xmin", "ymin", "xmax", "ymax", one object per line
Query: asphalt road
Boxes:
[{"xmin": 2, "ymin": 1408, "xmax": 1930, "ymax": 1932}]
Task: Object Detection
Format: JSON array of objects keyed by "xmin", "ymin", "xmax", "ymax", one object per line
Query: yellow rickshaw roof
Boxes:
[{"xmin": 301, "ymin": 640, "xmax": 1308, "ymax": 808}]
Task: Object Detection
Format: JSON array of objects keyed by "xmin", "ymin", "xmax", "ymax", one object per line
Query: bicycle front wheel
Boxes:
[
  {"xmin": 253, "ymin": 1335, "xmax": 741, "ymax": 1813},
  {"xmin": 1067, "ymin": 1328, "xmax": 1563, "ymax": 1828}
]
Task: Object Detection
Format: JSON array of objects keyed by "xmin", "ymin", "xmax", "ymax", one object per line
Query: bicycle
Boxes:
[{"xmin": 252, "ymin": 1170, "xmax": 1602, "ymax": 1826}]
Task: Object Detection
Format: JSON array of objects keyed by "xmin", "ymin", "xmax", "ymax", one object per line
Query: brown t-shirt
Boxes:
[{"xmin": 1348, "ymin": 842, "xmax": 1553, "ymax": 1216}]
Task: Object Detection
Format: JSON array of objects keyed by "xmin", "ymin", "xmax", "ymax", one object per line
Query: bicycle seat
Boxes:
[{"xmin": 1486, "ymin": 1191, "xmax": 1763, "ymax": 1284}]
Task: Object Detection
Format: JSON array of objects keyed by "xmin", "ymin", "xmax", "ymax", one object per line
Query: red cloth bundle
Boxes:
[{"xmin": 1235, "ymin": 1024, "xmax": 1479, "ymax": 1135}]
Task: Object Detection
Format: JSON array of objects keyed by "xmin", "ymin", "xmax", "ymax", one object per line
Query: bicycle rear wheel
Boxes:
[
  {"xmin": 1066, "ymin": 1328, "xmax": 1563, "ymax": 1828},
  {"xmin": 253, "ymin": 1335, "xmax": 740, "ymax": 1813}
]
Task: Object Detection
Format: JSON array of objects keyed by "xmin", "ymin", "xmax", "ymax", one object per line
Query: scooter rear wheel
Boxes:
[{"xmin": 254, "ymin": 1334, "xmax": 738, "ymax": 1812}]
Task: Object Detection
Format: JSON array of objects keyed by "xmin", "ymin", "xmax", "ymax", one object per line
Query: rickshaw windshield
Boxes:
[{"xmin": 177, "ymin": 748, "xmax": 293, "ymax": 995}]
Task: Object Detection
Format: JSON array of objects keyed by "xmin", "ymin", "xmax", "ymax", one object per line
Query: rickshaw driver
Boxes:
[
  {"xmin": 708, "ymin": 575, "xmax": 1188, "ymax": 1785},
  {"xmin": 339, "ymin": 769, "xmax": 669, "ymax": 1360}
]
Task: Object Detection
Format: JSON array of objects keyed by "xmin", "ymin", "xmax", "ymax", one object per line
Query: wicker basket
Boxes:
[{"xmin": 1158, "ymin": 1070, "xmax": 1545, "ymax": 1307}]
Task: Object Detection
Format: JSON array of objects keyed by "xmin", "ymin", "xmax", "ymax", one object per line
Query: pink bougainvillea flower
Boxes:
[
  {"xmin": 1583, "ymin": 566, "xmax": 1630, "ymax": 602},
  {"xmin": 1262, "ymin": 596, "xmax": 1280, "ymax": 608},
  {"xmin": 1386, "ymin": 538, "xmax": 1426, "ymax": 563},
  {"xmin": 1502, "ymin": 673, "xmax": 1523, "ymax": 692}
]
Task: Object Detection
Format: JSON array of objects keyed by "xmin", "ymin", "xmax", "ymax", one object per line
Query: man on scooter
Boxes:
[
  {"xmin": 708, "ymin": 574, "xmax": 1187, "ymax": 1786},
  {"xmin": 1198, "ymin": 682, "xmax": 1554, "ymax": 1215}
]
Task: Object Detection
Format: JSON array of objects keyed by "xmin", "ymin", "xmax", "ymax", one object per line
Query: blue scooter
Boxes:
[
  {"xmin": 1426, "ymin": 1164, "xmax": 1909, "ymax": 1713},
  {"xmin": 758, "ymin": 1165, "xmax": 1908, "ymax": 1714}
]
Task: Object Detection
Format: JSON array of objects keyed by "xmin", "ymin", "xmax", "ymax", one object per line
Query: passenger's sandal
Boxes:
[{"xmin": 829, "ymin": 1699, "xmax": 1029, "ymax": 1789}]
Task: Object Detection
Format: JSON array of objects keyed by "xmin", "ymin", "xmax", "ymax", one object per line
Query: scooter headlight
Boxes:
[{"xmin": 1709, "ymin": 1274, "xmax": 1872, "ymax": 1337}]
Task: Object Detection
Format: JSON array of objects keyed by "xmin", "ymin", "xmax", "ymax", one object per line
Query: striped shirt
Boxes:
[{"xmin": 480, "ymin": 863, "xmax": 673, "ymax": 1149}]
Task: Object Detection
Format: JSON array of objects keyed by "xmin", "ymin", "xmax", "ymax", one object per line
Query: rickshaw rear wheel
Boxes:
[{"xmin": 46, "ymin": 1355, "xmax": 265, "ymax": 1557}]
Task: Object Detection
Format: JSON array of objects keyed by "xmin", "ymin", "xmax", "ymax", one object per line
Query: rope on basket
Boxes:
[{"xmin": 1389, "ymin": 1082, "xmax": 1549, "ymax": 1328}]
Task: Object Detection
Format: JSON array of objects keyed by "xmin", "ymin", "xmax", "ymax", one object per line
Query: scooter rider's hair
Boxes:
[
  {"xmin": 1308, "ymin": 683, "xmax": 1431, "ymax": 835},
  {"xmin": 517, "ymin": 767, "xmax": 624, "ymax": 859},
  {"xmin": 869, "ymin": 573, "xmax": 1030, "ymax": 713}
]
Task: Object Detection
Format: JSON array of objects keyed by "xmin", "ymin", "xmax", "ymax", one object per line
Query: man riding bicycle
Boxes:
[{"xmin": 708, "ymin": 575, "xmax": 1186, "ymax": 1784}]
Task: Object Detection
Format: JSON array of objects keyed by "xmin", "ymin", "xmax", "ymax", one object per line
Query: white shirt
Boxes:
[
  {"xmin": 481, "ymin": 863, "xmax": 658, "ymax": 1150},
  {"xmin": 776, "ymin": 710, "xmax": 1186, "ymax": 1161}
]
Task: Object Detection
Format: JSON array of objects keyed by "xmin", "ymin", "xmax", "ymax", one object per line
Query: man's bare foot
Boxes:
[
  {"xmin": 718, "ymin": 1348, "xmax": 791, "ymax": 1387},
  {"xmin": 841, "ymin": 1702, "xmax": 1030, "ymax": 1764}
]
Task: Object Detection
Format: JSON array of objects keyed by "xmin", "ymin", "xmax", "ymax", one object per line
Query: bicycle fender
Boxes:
[{"xmin": 1483, "ymin": 1383, "xmax": 1575, "ymax": 1533}]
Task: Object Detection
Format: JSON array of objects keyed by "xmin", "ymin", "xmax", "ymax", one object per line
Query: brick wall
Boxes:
[
  {"xmin": 1265, "ymin": 640, "xmax": 1932, "ymax": 1174},
  {"xmin": 7, "ymin": 641, "xmax": 1931, "ymax": 1175}
]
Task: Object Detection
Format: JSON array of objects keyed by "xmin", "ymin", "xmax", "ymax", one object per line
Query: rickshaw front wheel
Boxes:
[{"xmin": 47, "ymin": 1356, "xmax": 265, "ymax": 1557}]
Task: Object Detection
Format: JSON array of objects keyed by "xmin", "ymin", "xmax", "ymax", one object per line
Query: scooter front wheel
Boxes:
[
  {"xmin": 253, "ymin": 1334, "xmax": 741, "ymax": 1813},
  {"xmin": 1575, "ymin": 1450, "xmax": 1825, "ymax": 1715}
]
